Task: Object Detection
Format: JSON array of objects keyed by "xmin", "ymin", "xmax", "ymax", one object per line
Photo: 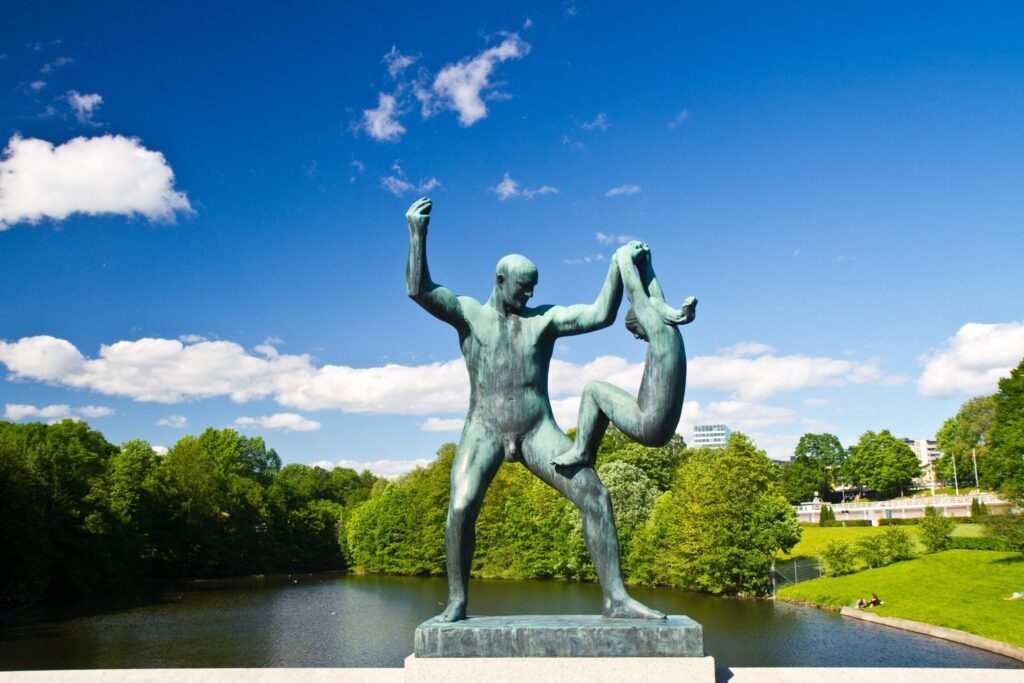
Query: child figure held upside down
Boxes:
[{"xmin": 553, "ymin": 241, "xmax": 696, "ymax": 468}]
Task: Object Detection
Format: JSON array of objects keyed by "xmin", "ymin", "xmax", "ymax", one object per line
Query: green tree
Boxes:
[
  {"xmin": 935, "ymin": 395, "xmax": 993, "ymax": 488},
  {"xmin": 987, "ymin": 357, "xmax": 1024, "ymax": 499},
  {"xmin": 919, "ymin": 506, "xmax": 955, "ymax": 553},
  {"xmin": 843, "ymin": 430, "xmax": 920, "ymax": 499},
  {"xmin": 597, "ymin": 434, "xmax": 686, "ymax": 492},
  {"xmin": 628, "ymin": 433, "xmax": 800, "ymax": 594},
  {"xmin": 779, "ymin": 457, "xmax": 825, "ymax": 505},
  {"xmin": 819, "ymin": 539, "xmax": 856, "ymax": 576},
  {"xmin": 794, "ymin": 433, "xmax": 846, "ymax": 489}
]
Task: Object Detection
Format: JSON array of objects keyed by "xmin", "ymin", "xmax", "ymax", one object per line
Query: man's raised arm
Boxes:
[
  {"xmin": 406, "ymin": 198, "xmax": 466, "ymax": 328},
  {"xmin": 549, "ymin": 254, "xmax": 625, "ymax": 337}
]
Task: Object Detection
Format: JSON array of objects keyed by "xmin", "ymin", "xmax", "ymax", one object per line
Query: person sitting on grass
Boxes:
[
  {"xmin": 1005, "ymin": 591, "xmax": 1024, "ymax": 601},
  {"xmin": 868, "ymin": 593, "xmax": 882, "ymax": 606}
]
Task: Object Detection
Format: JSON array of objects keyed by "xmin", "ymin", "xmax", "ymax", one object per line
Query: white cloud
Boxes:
[
  {"xmin": 605, "ymin": 184, "xmax": 641, "ymax": 197},
  {"xmin": 233, "ymin": 413, "xmax": 321, "ymax": 432},
  {"xmin": 363, "ymin": 93, "xmax": 406, "ymax": 142},
  {"xmin": 40, "ymin": 56, "xmax": 73, "ymax": 74},
  {"xmin": 0, "ymin": 135, "xmax": 192, "ymax": 229},
  {"xmin": 30, "ymin": 80, "xmax": 46, "ymax": 91},
  {"xmin": 152, "ymin": 445, "xmax": 169, "ymax": 455},
  {"xmin": 383, "ymin": 46, "xmax": 417, "ymax": 78},
  {"xmin": 523, "ymin": 18, "xmax": 534, "ymax": 28},
  {"xmin": 801, "ymin": 398, "xmax": 832, "ymax": 407},
  {"xmin": 595, "ymin": 232, "xmax": 636, "ymax": 245},
  {"xmin": 311, "ymin": 458, "xmax": 433, "ymax": 479},
  {"xmin": 563, "ymin": 253, "xmax": 607, "ymax": 266},
  {"xmin": 4, "ymin": 403, "xmax": 71, "ymax": 421},
  {"xmin": 492, "ymin": 172, "xmax": 558, "ymax": 200},
  {"xmin": 579, "ymin": 113, "xmax": 609, "ymax": 131},
  {"xmin": 4, "ymin": 403, "xmax": 112, "ymax": 421},
  {"xmin": 918, "ymin": 322, "xmax": 1024, "ymax": 398},
  {"xmin": 0, "ymin": 336, "xmax": 903, "ymax": 421},
  {"xmin": 690, "ymin": 344, "xmax": 905, "ymax": 401},
  {"xmin": 668, "ymin": 109, "xmax": 690, "ymax": 129},
  {"xmin": 381, "ymin": 161, "xmax": 440, "ymax": 196},
  {"xmin": 157, "ymin": 415, "xmax": 188, "ymax": 428},
  {"xmin": 77, "ymin": 405, "xmax": 114, "ymax": 418},
  {"xmin": 178, "ymin": 334, "xmax": 208, "ymax": 343},
  {"xmin": 683, "ymin": 400, "xmax": 797, "ymax": 433},
  {"xmin": 421, "ymin": 417, "xmax": 465, "ymax": 432},
  {"xmin": 66, "ymin": 91, "xmax": 102, "ymax": 124},
  {"xmin": 425, "ymin": 34, "xmax": 530, "ymax": 126}
]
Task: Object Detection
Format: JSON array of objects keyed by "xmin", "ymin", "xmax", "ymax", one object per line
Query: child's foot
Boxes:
[{"xmin": 552, "ymin": 446, "xmax": 590, "ymax": 468}]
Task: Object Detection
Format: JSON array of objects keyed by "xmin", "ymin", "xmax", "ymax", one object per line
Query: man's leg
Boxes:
[
  {"xmin": 524, "ymin": 419, "xmax": 665, "ymax": 619},
  {"xmin": 436, "ymin": 423, "xmax": 503, "ymax": 622}
]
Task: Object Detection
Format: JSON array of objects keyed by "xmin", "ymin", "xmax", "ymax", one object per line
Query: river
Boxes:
[{"xmin": 1, "ymin": 573, "xmax": 1019, "ymax": 669}]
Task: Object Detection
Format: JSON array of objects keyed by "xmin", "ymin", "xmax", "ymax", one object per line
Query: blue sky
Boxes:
[{"xmin": 2, "ymin": 1, "xmax": 1023, "ymax": 473}]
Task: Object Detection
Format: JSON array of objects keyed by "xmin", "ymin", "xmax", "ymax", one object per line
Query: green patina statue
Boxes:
[{"xmin": 405, "ymin": 197, "xmax": 695, "ymax": 623}]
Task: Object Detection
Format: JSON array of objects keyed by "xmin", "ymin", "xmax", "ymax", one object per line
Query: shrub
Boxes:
[
  {"xmin": 919, "ymin": 506, "xmax": 956, "ymax": 553},
  {"xmin": 818, "ymin": 506, "xmax": 835, "ymax": 526},
  {"xmin": 877, "ymin": 517, "xmax": 920, "ymax": 526},
  {"xmin": 855, "ymin": 527, "xmax": 912, "ymax": 568},
  {"xmin": 820, "ymin": 539, "xmax": 857, "ymax": 576},
  {"xmin": 971, "ymin": 498, "xmax": 989, "ymax": 517},
  {"xmin": 878, "ymin": 527, "xmax": 912, "ymax": 562},
  {"xmin": 819, "ymin": 519, "xmax": 872, "ymax": 527},
  {"xmin": 948, "ymin": 536, "xmax": 1014, "ymax": 551}
]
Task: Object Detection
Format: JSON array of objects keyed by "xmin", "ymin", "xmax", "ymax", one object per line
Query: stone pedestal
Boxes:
[
  {"xmin": 414, "ymin": 614, "xmax": 705, "ymax": 658},
  {"xmin": 404, "ymin": 654, "xmax": 716, "ymax": 682}
]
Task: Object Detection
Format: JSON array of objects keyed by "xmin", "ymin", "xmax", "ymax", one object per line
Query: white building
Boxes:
[
  {"xmin": 901, "ymin": 438, "xmax": 942, "ymax": 488},
  {"xmin": 692, "ymin": 424, "xmax": 731, "ymax": 448}
]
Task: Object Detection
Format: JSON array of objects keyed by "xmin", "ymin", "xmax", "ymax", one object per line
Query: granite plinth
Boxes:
[{"xmin": 414, "ymin": 615, "xmax": 704, "ymax": 658}]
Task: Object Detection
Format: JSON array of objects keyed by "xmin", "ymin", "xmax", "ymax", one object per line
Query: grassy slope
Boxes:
[
  {"xmin": 778, "ymin": 550, "xmax": 1024, "ymax": 647},
  {"xmin": 781, "ymin": 523, "xmax": 984, "ymax": 560}
]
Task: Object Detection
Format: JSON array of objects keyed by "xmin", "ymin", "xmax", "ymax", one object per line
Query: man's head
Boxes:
[{"xmin": 494, "ymin": 254, "xmax": 538, "ymax": 313}]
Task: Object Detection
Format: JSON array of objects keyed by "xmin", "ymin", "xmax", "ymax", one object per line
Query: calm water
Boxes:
[{"xmin": 1, "ymin": 573, "xmax": 1020, "ymax": 670}]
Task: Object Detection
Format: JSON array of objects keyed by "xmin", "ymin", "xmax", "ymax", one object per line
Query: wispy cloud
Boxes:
[
  {"xmin": 157, "ymin": 415, "xmax": 188, "ymax": 428},
  {"xmin": 40, "ymin": 56, "xmax": 73, "ymax": 74},
  {"xmin": 29, "ymin": 80, "xmax": 46, "ymax": 91},
  {"xmin": 595, "ymin": 232, "xmax": 637, "ymax": 244},
  {"xmin": 668, "ymin": 108, "xmax": 690, "ymax": 129},
  {"xmin": 563, "ymin": 253, "xmax": 607, "ymax": 266},
  {"xmin": 380, "ymin": 161, "xmax": 440, "ymax": 196},
  {"xmin": 233, "ymin": 413, "xmax": 321, "ymax": 432},
  {"xmin": 382, "ymin": 45, "xmax": 417, "ymax": 78},
  {"xmin": 492, "ymin": 172, "xmax": 558, "ymax": 200},
  {"xmin": 579, "ymin": 113, "xmax": 609, "ymax": 131},
  {"xmin": 605, "ymin": 184, "xmax": 641, "ymax": 197}
]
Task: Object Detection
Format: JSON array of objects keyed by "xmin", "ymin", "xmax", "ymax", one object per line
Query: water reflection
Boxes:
[{"xmin": 0, "ymin": 573, "xmax": 1019, "ymax": 670}]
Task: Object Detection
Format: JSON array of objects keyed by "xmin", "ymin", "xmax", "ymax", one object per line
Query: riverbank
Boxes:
[{"xmin": 777, "ymin": 550, "xmax": 1024, "ymax": 648}]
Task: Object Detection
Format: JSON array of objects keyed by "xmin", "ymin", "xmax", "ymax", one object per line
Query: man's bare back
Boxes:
[{"xmin": 405, "ymin": 197, "xmax": 665, "ymax": 622}]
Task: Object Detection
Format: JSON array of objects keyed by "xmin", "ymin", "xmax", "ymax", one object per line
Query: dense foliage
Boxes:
[
  {"xmin": 842, "ymin": 430, "xmax": 920, "ymax": 498},
  {"xmin": 779, "ymin": 433, "xmax": 846, "ymax": 504},
  {"xmin": 627, "ymin": 433, "xmax": 801, "ymax": 594},
  {"xmin": 935, "ymin": 396, "xmax": 992, "ymax": 487},
  {"xmin": 0, "ymin": 421, "xmax": 380, "ymax": 607}
]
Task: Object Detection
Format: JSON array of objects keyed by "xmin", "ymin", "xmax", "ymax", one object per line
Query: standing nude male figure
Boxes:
[{"xmin": 405, "ymin": 197, "xmax": 664, "ymax": 622}]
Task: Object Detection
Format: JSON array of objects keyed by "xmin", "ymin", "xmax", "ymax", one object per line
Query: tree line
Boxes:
[
  {"xmin": 1, "ymin": 419, "xmax": 801, "ymax": 607},
  {"xmin": 778, "ymin": 356, "xmax": 1024, "ymax": 505},
  {"xmin": 0, "ymin": 421, "xmax": 381, "ymax": 607}
]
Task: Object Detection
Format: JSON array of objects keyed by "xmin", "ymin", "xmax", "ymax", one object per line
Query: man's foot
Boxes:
[
  {"xmin": 604, "ymin": 596, "xmax": 666, "ymax": 620},
  {"xmin": 433, "ymin": 600, "xmax": 467, "ymax": 622},
  {"xmin": 552, "ymin": 445, "xmax": 589, "ymax": 468}
]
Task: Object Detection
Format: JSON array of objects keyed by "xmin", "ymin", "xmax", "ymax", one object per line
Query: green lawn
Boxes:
[
  {"xmin": 778, "ymin": 550, "xmax": 1024, "ymax": 648},
  {"xmin": 781, "ymin": 523, "xmax": 984, "ymax": 560}
]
